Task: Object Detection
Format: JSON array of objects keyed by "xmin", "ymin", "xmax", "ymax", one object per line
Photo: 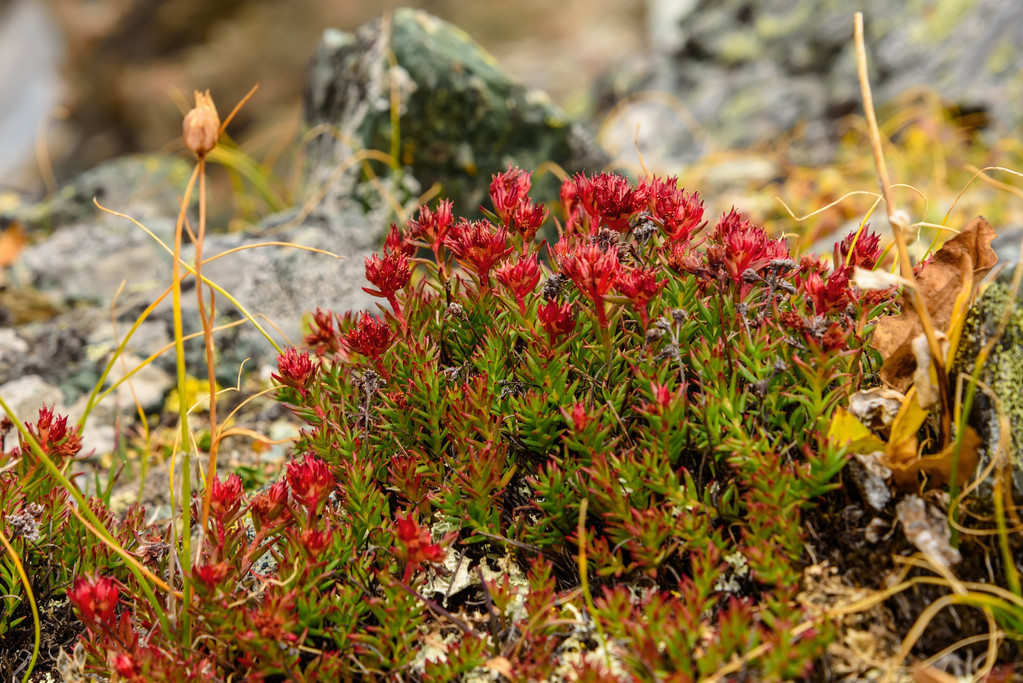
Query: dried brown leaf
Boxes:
[{"xmin": 871, "ymin": 217, "xmax": 997, "ymax": 391}]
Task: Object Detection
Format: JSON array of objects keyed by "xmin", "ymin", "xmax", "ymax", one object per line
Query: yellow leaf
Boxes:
[{"xmin": 827, "ymin": 407, "xmax": 886, "ymax": 454}]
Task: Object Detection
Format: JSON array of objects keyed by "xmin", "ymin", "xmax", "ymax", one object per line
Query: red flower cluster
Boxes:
[
  {"xmin": 537, "ymin": 299, "xmax": 576, "ymax": 345},
  {"xmin": 445, "ymin": 218, "xmax": 512, "ymax": 282},
  {"xmin": 555, "ymin": 241, "xmax": 622, "ymax": 328},
  {"xmin": 364, "ymin": 251, "xmax": 411, "ymax": 300},
  {"xmin": 711, "ymin": 209, "xmax": 789, "ymax": 287},
  {"xmin": 408, "ymin": 199, "xmax": 454, "ymax": 251},
  {"xmin": 68, "ymin": 574, "xmax": 119, "ymax": 627},
  {"xmin": 489, "ymin": 166, "xmax": 548, "ymax": 242},
  {"xmin": 342, "ymin": 311, "xmax": 395, "ymax": 361},
  {"xmin": 272, "ymin": 347, "xmax": 317, "ymax": 396},
  {"xmin": 640, "ymin": 176, "xmax": 705, "ymax": 243},
  {"xmin": 286, "ymin": 454, "xmax": 334, "ymax": 514},
  {"xmin": 384, "ymin": 222, "xmax": 416, "ymax": 257},
  {"xmin": 22, "ymin": 405, "xmax": 82, "ymax": 462},
  {"xmin": 564, "ymin": 402, "xmax": 592, "ymax": 431},
  {"xmin": 250, "ymin": 480, "xmax": 290, "ymax": 530},
  {"xmin": 576, "ymin": 172, "xmax": 647, "ymax": 233},
  {"xmin": 495, "ymin": 253, "xmax": 542, "ymax": 314},
  {"xmin": 394, "ymin": 514, "xmax": 446, "ymax": 583},
  {"xmin": 799, "ymin": 265, "xmax": 852, "ymax": 316},
  {"xmin": 193, "ymin": 561, "xmax": 230, "ymax": 591},
  {"xmin": 304, "ymin": 308, "xmax": 340, "ymax": 356},
  {"xmin": 208, "ymin": 473, "xmax": 244, "ymax": 522},
  {"xmin": 615, "ymin": 266, "xmax": 668, "ymax": 330},
  {"xmin": 834, "ymin": 228, "xmax": 882, "ymax": 270}
]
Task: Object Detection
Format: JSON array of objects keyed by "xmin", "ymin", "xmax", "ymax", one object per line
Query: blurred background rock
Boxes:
[{"xmin": 0, "ymin": 0, "xmax": 645, "ymax": 194}]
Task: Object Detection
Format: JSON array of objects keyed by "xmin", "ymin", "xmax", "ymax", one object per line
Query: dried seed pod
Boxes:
[{"xmin": 183, "ymin": 90, "xmax": 220, "ymax": 157}]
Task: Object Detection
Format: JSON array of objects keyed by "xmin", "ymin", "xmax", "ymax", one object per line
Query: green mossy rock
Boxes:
[
  {"xmin": 951, "ymin": 265, "xmax": 1023, "ymax": 497},
  {"xmin": 303, "ymin": 9, "xmax": 608, "ymax": 219}
]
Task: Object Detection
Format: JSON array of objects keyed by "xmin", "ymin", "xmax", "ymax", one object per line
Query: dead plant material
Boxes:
[{"xmin": 871, "ymin": 217, "xmax": 998, "ymax": 392}]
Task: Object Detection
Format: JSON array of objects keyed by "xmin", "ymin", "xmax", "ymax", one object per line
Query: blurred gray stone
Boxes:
[
  {"xmin": 607, "ymin": 0, "xmax": 1023, "ymax": 168},
  {"xmin": 303, "ymin": 8, "xmax": 609, "ymax": 219},
  {"xmin": 0, "ymin": 374, "xmax": 64, "ymax": 426}
]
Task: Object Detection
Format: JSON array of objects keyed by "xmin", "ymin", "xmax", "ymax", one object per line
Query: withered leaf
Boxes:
[{"xmin": 871, "ymin": 217, "xmax": 997, "ymax": 392}]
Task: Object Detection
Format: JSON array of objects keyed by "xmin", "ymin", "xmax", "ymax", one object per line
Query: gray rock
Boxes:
[
  {"xmin": 950, "ymin": 264, "xmax": 1023, "ymax": 497},
  {"xmin": 0, "ymin": 374, "xmax": 64, "ymax": 426},
  {"xmin": 303, "ymin": 8, "xmax": 609, "ymax": 219},
  {"xmin": 606, "ymin": 0, "xmax": 1023, "ymax": 168}
]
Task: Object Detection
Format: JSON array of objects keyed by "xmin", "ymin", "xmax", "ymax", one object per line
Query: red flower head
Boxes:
[
  {"xmin": 384, "ymin": 222, "xmax": 416, "ymax": 257},
  {"xmin": 640, "ymin": 176, "xmax": 705, "ymax": 242},
  {"xmin": 208, "ymin": 473, "xmax": 244, "ymax": 521},
  {"xmin": 363, "ymin": 251, "xmax": 411, "ymax": 303},
  {"xmin": 394, "ymin": 514, "xmax": 446, "ymax": 582},
  {"xmin": 409, "ymin": 199, "xmax": 454, "ymax": 250},
  {"xmin": 711, "ymin": 209, "xmax": 789, "ymax": 286},
  {"xmin": 272, "ymin": 347, "xmax": 318, "ymax": 394},
  {"xmin": 342, "ymin": 311, "xmax": 395, "ymax": 361},
  {"xmin": 560, "ymin": 174, "xmax": 585, "ymax": 234},
  {"xmin": 563, "ymin": 402, "xmax": 591, "ymax": 431},
  {"xmin": 615, "ymin": 266, "xmax": 668, "ymax": 330},
  {"xmin": 579, "ymin": 172, "xmax": 646, "ymax": 233},
  {"xmin": 490, "ymin": 165, "xmax": 533, "ymax": 222},
  {"xmin": 445, "ymin": 218, "xmax": 513, "ymax": 282},
  {"xmin": 835, "ymin": 228, "xmax": 883, "ymax": 270},
  {"xmin": 250, "ymin": 479, "xmax": 290, "ymax": 529},
  {"xmin": 537, "ymin": 299, "xmax": 576, "ymax": 345},
  {"xmin": 23, "ymin": 405, "xmax": 82, "ymax": 462},
  {"xmin": 68, "ymin": 574, "xmax": 119, "ymax": 627},
  {"xmin": 799, "ymin": 266, "xmax": 851, "ymax": 315},
  {"xmin": 193, "ymin": 561, "xmax": 230, "ymax": 591},
  {"xmin": 821, "ymin": 321, "xmax": 851, "ymax": 351},
  {"xmin": 299, "ymin": 526, "xmax": 332, "ymax": 558},
  {"xmin": 555, "ymin": 241, "xmax": 622, "ymax": 328},
  {"xmin": 645, "ymin": 381, "xmax": 674, "ymax": 414},
  {"xmin": 113, "ymin": 653, "xmax": 138, "ymax": 679},
  {"xmin": 490, "ymin": 166, "xmax": 548, "ymax": 242},
  {"xmin": 495, "ymin": 253, "xmax": 542, "ymax": 314},
  {"xmin": 286, "ymin": 454, "xmax": 335, "ymax": 513},
  {"xmin": 304, "ymin": 308, "xmax": 340, "ymax": 356}
]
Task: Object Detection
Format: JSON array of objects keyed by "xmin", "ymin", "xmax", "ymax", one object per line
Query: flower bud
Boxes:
[{"xmin": 183, "ymin": 90, "xmax": 220, "ymax": 157}]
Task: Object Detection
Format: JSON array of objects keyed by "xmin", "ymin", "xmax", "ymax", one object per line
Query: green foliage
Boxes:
[{"xmin": 1, "ymin": 167, "xmax": 898, "ymax": 681}]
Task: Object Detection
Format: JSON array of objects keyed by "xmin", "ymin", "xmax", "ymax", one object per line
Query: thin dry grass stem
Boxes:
[
  {"xmin": 531, "ymin": 160, "xmax": 569, "ymax": 183},
  {"xmin": 34, "ymin": 114, "xmax": 57, "ymax": 195},
  {"xmin": 218, "ymin": 84, "xmax": 260, "ymax": 137},
  {"xmin": 65, "ymin": 503, "xmax": 180, "ymax": 599},
  {"xmin": 830, "ymin": 553, "xmax": 1022, "ymax": 674},
  {"xmin": 195, "ymin": 159, "xmax": 223, "ymax": 534},
  {"xmin": 776, "ymin": 189, "xmax": 884, "ymax": 218},
  {"xmin": 200, "ymin": 241, "xmax": 340, "ymax": 265},
  {"xmin": 950, "ymin": 376, "xmax": 1023, "ymax": 534},
  {"xmin": 855, "ymin": 12, "xmax": 951, "ymax": 445},
  {"xmin": 268, "ymin": 142, "xmax": 400, "ymax": 237},
  {"xmin": 96, "ymin": 318, "xmax": 246, "ymax": 407},
  {"xmin": 896, "ymin": 593, "xmax": 1000, "ymax": 679},
  {"xmin": 94, "ymin": 198, "xmax": 283, "ymax": 353},
  {"xmin": 0, "ymin": 525, "xmax": 40, "ymax": 683},
  {"xmin": 383, "ymin": 11, "xmax": 401, "ymax": 169},
  {"xmin": 0, "ymin": 393, "xmax": 174, "ymax": 634}
]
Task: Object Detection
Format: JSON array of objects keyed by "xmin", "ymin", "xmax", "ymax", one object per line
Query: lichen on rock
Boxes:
[{"xmin": 951, "ymin": 264, "xmax": 1023, "ymax": 497}]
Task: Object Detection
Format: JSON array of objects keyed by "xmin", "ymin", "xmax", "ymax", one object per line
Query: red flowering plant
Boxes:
[
  {"xmin": 262, "ymin": 168, "xmax": 904, "ymax": 680},
  {"xmin": 3, "ymin": 162, "xmax": 910, "ymax": 681}
]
